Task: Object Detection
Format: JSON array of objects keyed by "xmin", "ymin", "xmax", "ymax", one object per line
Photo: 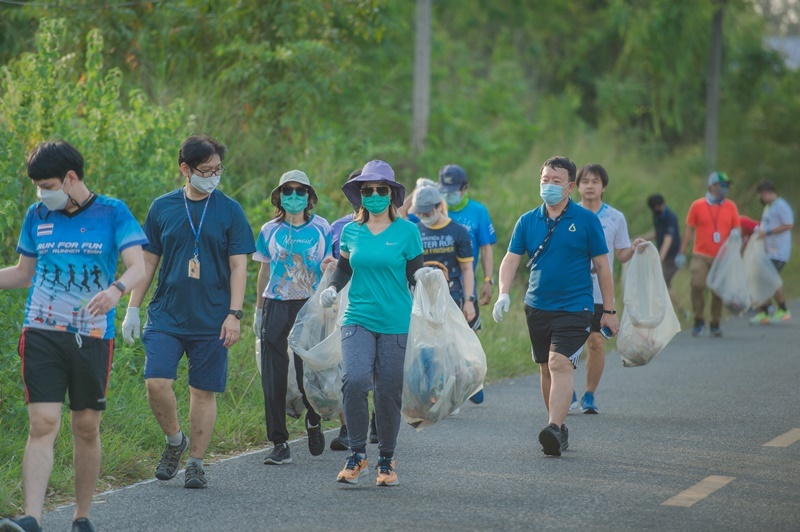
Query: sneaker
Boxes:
[
  {"xmin": 71, "ymin": 518, "xmax": 96, "ymax": 532},
  {"xmin": 691, "ymin": 320, "xmax": 705, "ymax": 337},
  {"xmin": 184, "ymin": 463, "xmax": 207, "ymax": 489},
  {"xmin": 337, "ymin": 452, "xmax": 368, "ymax": 484},
  {"xmin": 0, "ymin": 516, "xmax": 42, "ymax": 532},
  {"xmin": 538, "ymin": 423, "xmax": 562, "ymax": 457},
  {"xmin": 155, "ymin": 433, "xmax": 189, "ymax": 480},
  {"xmin": 710, "ymin": 324, "xmax": 722, "ymax": 337},
  {"xmin": 376, "ymin": 455, "xmax": 398, "ymax": 486},
  {"xmin": 560, "ymin": 424, "xmax": 569, "ymax": 452},
  {"xmin": 263, "ymin": 442, "xmax": 292, "ymax": 465},
  {"xmin": 749, "ymin": 311, "xmax": 770, "ymax": 325},
  {"xmin": 569, "ymin": 391, "xmax": 579, "ymax": 411},
  {"xmin": 770, "ymin": 309, "xmax": 791, "ymax": 323},
  {"xmin": 307, "ymin": 420, "xmax": 325, "ymax": 457},
  {"xmin": 369, "ymin": 413, "xmax": 378, "ymax": 444},
  {"xmin": 469, "ymin": 389, "xmax": 484, "ymax": 404},
  {"xmin": 330, "ymin": 425, "xmax": 349, "ymax": 451},
  {"xmin": 580, "ymin": 391, "xmax": 599, "ymax": 414}
]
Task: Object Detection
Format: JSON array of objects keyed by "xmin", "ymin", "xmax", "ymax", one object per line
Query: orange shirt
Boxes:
[{"xmin": 686, "ymin": 198, "xmax": 740, "ymax": 258}]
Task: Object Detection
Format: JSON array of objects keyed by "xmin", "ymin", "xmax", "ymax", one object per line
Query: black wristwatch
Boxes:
[
  {"xmin": 228, "ymin": 309, "xmax": 244, "ymax": 320},
  {"xmin": 602, "ymin": 309, "xmax": 617, "ymax": 315},
  {"xmin": 465, "ymin": 295, "xmax": 477, "ymax": 302}
]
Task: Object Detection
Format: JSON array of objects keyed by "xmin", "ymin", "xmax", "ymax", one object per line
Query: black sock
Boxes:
[{"xmin": 779, "ymin": 303, "xmax": 787, "ymax": 311}]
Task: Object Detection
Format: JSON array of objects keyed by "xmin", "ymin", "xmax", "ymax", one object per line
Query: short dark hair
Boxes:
[
  {"xmin": 647, "ymin": 193, "xmax": 665, "ymax": 209},
  {"xmin": 26, "ymin": 140, "xmax": 84, "ymax": 181},
  {"xmin": 576, "ymin": 163, "xmax": 609, "ymax": 188},
  {"xmin": 540, "ymin": 156, "xmax": 577, "ymax": 182},
  {"xmin": 347, "ymin": 169, "xmax": 362, "ymax": 181},
  {"xmin": 756, "ymin": 179, "xmax": 776, "ymax": 194},
  {"xmin": 178, "ymin": 134, "xmax": 227, "ymax": 169}
]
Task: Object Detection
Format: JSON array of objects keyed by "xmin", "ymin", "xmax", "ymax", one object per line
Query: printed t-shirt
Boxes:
[
  {"xmin": 416, "ymin": 218, "xmax": 473, "ymax": 301},
  {"xmin": 448, "ymin": 199, "xmax": 496, "ymax": 271}
]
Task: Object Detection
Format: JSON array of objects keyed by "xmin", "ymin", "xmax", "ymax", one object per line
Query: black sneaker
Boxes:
[
  {"xmin": 538, "ymin": 423, "xmax": 562, "ymax": 457},
  {"xmin": 0, "ymin": 515, "xmax": 42, "ymax": 532},
  {"xmin": 155, "ymin": 433, "xmax": 189, "ymax": 480},
  {"xmin": 264, "ymin": 442, "xmax": 292, "ymax": 465},
  {"xmin": 71, "ymin": 518, "xmax": 96, "ymax": 532},
  {"xmin": 307, "ymin": 421, "xmax": 325, "ymax": 456},
  {"xmin": 710, "ymin": 324, "xmax": 722, "ymax": 337},
  {"xmin": 369, "ymin": 412, "xmax": 378, "ymax": 444},
  {"xmin": 184, "ymin": 463, "xmax": 207, "ymax": 489},
  {"xmin": 330, "ymin": 425, "xmax": 349, "ymax": 451},
  {"xmin": 691, "ymin": 319, "xmax": 705, "ymax": 337},
  {"xmin": 560, "ymin": 424, "xmax": 569, "ymax": 452}
]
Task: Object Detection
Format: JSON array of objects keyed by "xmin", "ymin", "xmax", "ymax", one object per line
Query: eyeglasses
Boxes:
[
  {"xmin": 280, "ymin": 186, "xmax": 308, "ymax": 197},
  {"xmin": 360, "ymin": 185, "xmax": 391, "ymax": 197},
  {"xmin": 190, "ymin": 165, "xmax": 225, "ymax": 178}
]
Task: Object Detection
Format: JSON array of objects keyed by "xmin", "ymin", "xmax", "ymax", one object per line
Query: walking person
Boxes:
[
  {"xmin": 254, "ymin": 170, "xmax": 334, "ymax": 465},
  {"xmin": 676, "ymin": 171, "xmax": 740, "ymax": 337},
  {"xmin": 318, "ymin": 160, "xmax": 424, "ymax": 485},
  {"xmin": 749, "ymin": 180, "xmax": 793, "ymax": 324},
  {"xmin": 122, "ymin": 134, "xmax": 255, "ymax": 489},
  {"xmin": 0, "ymin": 140, "xmax": 146, "ymax": 532},
  {"xmin": 646, "ymin": 194, "xmax": 683, "ymax": 312},
  {"xmin": 492, "ymin": 156, "xmax": 616, "ymax": 456},
  {"xmin": 573, "ymin": 164, "xmax": 645, "ymax": 414}
]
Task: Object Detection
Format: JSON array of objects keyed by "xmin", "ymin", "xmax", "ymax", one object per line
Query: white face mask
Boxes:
[
  {"xmin": 419, "ymin": 211, "xmax": 439, "ymax": 227},
  {"xmin": 37, "ymin": 180, "xmax": 71, "ymax": 211},
  {"xmin": 190, "ymin": 174, "xmax": 220, "ymax": 195}
]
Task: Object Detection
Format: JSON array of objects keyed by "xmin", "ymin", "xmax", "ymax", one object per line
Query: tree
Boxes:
[
  {"xmin": 705, "ymin": 0, "xmax": 726, "ymax": 171},
  {"xmin": 411, "ymin": 0, "xmax": 432, "ymax": 155}
]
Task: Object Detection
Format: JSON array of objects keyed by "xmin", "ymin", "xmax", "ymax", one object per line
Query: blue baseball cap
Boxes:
[{"xmin": 438, "ymin": 164, "xmax": 468, "ymax": 193}]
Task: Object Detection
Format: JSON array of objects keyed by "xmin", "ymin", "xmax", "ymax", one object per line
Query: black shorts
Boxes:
[
  {"xmin": 18, "ymin": 328, "xmax": 114, "ymax": 411},
  {"xmin": 590, "ymin": 304, "xmax": 604, "ymax": 333},
  {"xmin": 454, "ymin": 297, "xmax": 482, "ymax": 331},
  {"xmin": 662, "ymin": 257, "xmax": 678, "ymax": 287},
  {"xmin": 771, "ymin": 259, "xmax": 786, "ymax": 272},
  {"xmin": 524, "ymin": 306, "xmax": 592, "ymax": 368}
]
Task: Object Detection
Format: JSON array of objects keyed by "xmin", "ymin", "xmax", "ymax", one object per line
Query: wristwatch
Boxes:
[
  {"xmin": 111, "ymin": 281, "xmax": 127, "ymax": 294},
  {"xmin": 484, "ymin": 277, "xmax": 494, "ymax": 284},
  {"xmin": 465, "ymin": 295, "xmax": 477, "ymax": 302},
  {"xmin": 602, "ymin": 309, "xmax": 617, "ymax": 315},
  {"xmin": 228, "ymin": 309, "xmax": 244, "ymax": 320}
]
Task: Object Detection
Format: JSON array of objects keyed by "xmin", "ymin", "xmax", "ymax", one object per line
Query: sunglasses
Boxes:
[
  {"xmin": 360, "ymin": 185, "xmax": 391, "ymax": 197},
  {"xmin": 280, "ymin": 186, "xmax": 308, "ymax": 197}
]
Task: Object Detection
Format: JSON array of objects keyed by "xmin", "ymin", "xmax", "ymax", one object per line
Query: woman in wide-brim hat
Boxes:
[
  {"xmin": 319, "ymin": 159, "xmax": 428, "ymax": 486},
  {"xmin": 254, "ymin": 169, "xmax": 334, "ymax": 466}
]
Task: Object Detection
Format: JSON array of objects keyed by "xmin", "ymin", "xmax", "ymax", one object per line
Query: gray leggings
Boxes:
[{"xmin": 341, "ymin": 324, "xmax": 407, "ymax": 456}]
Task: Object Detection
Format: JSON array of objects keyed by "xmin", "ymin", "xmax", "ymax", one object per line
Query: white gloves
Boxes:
[
  {"xmin": 122, "ymin": 307, "xmax": 141, "ymax": 345},
  {"xmin": 253, "ymin": 308, "xmax": 263, "ymax": 337},
  {"xmin": 492, "ymin": 293, "xmax": 510, "ymax": 323},
  {"xmin": 319, "ymin": 286, "xmax": 338, "ymax": 308},
  {"xmin": 414, "ymin": 266, "xmax": 435, "ymax": 282},
  {"xmin": 674, "ymin": 253, "xmax": 687, "ymax": 269}
]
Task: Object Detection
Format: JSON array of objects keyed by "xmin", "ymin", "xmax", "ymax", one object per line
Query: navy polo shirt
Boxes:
[
  {"xmin": 508, "ymin": 199, "xmax": 608, "ymax": 312},
  {"xmin": 652, "ymin": 206, "xmax": 681, "ymax": 259}
]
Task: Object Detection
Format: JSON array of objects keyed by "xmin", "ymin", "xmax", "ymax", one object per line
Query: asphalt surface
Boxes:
[{"xmin": 43, "ymin": 303, "xmax": 800, "ymax": 531}]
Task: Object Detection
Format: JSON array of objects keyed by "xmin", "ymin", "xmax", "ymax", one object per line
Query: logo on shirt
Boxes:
[
  {"xmin": 37, "ymin": 223, "xmax": 54, "ymax": 237},
  {"xmin": 569, "ymin": 223, "xmax": 576, "ymax": 232},
  {"xmin": 386, "ymin": 242, "xmax": 397, "ymax": 246}
]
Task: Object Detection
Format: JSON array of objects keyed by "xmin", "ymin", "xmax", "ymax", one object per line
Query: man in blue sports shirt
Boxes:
[
  {"xmin": 493, "ymin": 156, "xmax": 618, "ymax": 457},
  {"xmin": 0, "ymin": 140, "xmax": 146, "ymax": 532}
]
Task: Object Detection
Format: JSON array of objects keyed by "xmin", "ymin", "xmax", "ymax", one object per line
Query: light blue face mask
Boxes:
[
  {"xmin": 540, "ymin": 183, "xmax": 565, "ymax": 206},
  {"xmin": 281, "ymin": 191, "xmax": 309, "ymax": 214}
]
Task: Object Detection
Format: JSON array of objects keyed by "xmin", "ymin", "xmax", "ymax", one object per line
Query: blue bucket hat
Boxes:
[{"xmin": 342, "ymin": 160, "xmax": 406, "ymax": 208}]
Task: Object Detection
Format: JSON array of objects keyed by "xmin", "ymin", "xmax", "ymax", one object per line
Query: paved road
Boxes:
[{"xmin": 44, "ymin": 303, "xmax": 800, "ymax": 531}]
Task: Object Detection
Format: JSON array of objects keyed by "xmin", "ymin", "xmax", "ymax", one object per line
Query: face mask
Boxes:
[
  {"xmin": 540, "ymin": 183, "xmax": 565, "ymax": 206},
  {"xmin": 37, "ymin": 179, "xmax": 71, "ymax": 211},
  {"xmin": 419, "ymin": 211, "xmax": 439, "ymax": 227},
  {"xmin": 281, "ymin": 192, "xmax": 308, "ymax": 214},
  {"xmin": 190, "ymin": 174, "xmax": 220, "ymax": 195},
  {"xmin": 442, "ymin": 191, "xmax": 462, "ymax": 206},
  {"xmin": 362, "ymin": 194, "xmax": 391, "ymax": 214},
  {"xmin": 706, "ymin": 191, "xmax": 724, "ymax": 205}
]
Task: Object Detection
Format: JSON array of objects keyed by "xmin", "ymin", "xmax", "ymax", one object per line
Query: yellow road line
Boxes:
[
  {"xmin": 762, "ymin": 428, "xmax": 800, "ymax": 448},
  {"xmin": 661, "ymin": 476, "xmax": 735, "ymax": 507}
]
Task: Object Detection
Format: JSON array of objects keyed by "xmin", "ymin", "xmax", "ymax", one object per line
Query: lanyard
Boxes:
[
  {"xmin": 183, "ymin": 188, "xmax": 212, "ymax": 260},
  {"xmin": 526, "ymin": 201, "xmax": 569, "ymax": 268},
  {"xmin": 706, "ymin": 200, "xmax": 723, "ymax": 243}
]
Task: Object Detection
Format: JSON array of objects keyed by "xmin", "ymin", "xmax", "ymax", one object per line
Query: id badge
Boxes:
[
  {"xmin": 188, "ymin": 257, "xmax": 200, "ymax": 279},
  {"xmin": 713, "ymin": 231, "xmax": 721, "ymax": 244}
]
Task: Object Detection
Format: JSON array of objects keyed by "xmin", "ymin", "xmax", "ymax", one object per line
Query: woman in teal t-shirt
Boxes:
[{"xmin": 320, "ymin": 160, "xmax": 424, "ymax": 486}]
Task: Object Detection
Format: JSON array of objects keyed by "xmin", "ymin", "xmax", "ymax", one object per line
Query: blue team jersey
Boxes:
[
  {"xmin": 17, "ymin": 195, "xmax": 148, "ymax": 339},
  {"xmin": 448, "ymin": 199, "xmax": 497, "ymax": 270},
  {"xmin": 143, "ymin": 188, "xmax": 256, "ymax": 336},
  {"xmin": 508, "ymin": 200, "xmax": 608, "ymax": 312},
  {"xmin": 254, "ymin": 214, "xmax": 332, "ymax": 301}
]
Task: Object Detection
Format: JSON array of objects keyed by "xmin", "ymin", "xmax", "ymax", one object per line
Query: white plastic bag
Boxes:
[
  {"xmin": 303, "ymin": 362, "xmax": 344, "ymax": 421},
  {"xmin": 742, "ymin": 237, "xmax": 782, "ymax": 308},
  {"xmin": 402, "ymin": 269, "xmax": 487, "ymax": 429},
  {"xmin": 706, "ymin": 231, "xmax": 750, "ymax": 313},
  {"xmin": 617, "ymin": 242, "xmax": 681, "ymax": 367},
  {"xmin": 255, "ymin": 338, "xmax": 305, "ymax": 419}
]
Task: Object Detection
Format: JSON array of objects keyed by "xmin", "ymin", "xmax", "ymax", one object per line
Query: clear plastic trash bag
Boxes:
[
  {"xmin": 402, "ymin": 268, "xmax": 487, "ymax": 430},
  {"xmin": 617, "ymin": 242, "xmax": 681, "ymax": 367},
  {"xmin": 706, "ymin": 230, "xmax": 750, "ymax": 314},
  {"xmin": 303, "ymin": 362, "xmax": 344, "ymax": 421},
  {"xmin": 742, "ymin": 237, "xmax": 782, "ymax": 308},
  {"xmin": 255, "ymin": 338, "xmax": 305, "ymax": 419}
]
